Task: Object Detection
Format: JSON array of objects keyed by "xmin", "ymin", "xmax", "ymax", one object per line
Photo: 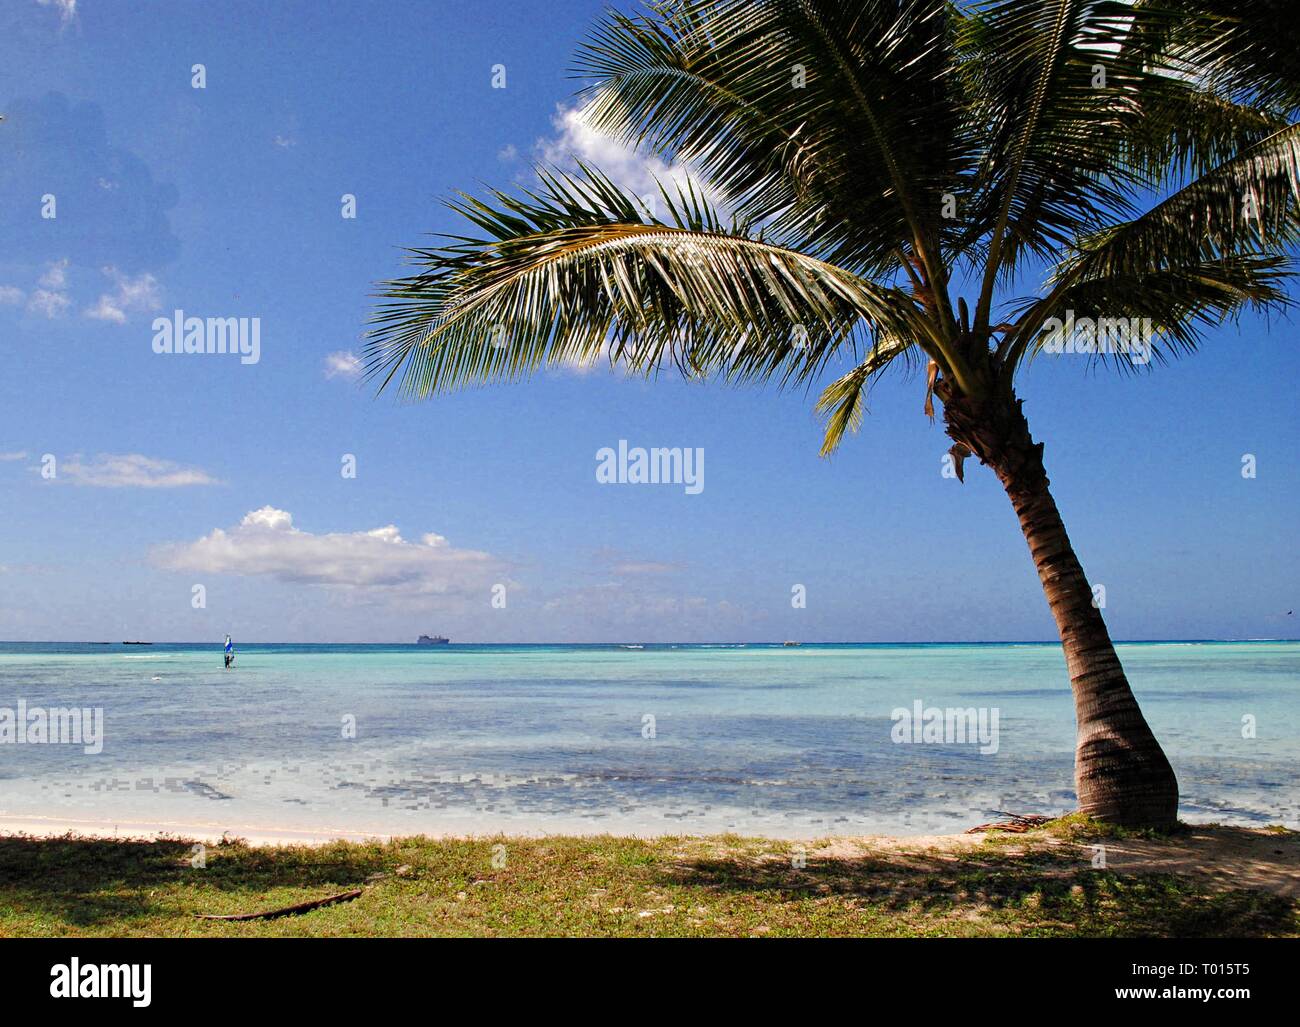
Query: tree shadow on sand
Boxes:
[{"xmin": 657, "ymin": 843, "xmax": 1298, "ymax": 937}]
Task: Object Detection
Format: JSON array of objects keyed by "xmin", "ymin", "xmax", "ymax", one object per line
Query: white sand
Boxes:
[{"xmin": 0, "ymin": 813, "xmax": 394, "ymax": 847}]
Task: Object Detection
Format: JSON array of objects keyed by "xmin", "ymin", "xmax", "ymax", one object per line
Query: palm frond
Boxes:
[
  {"xmin": 574, "ymin": 0, "xmax": 967, "ymax": 276},
  {"xmin": 1150, "ymin": 0, "xmax": 1300, "ymax": 116},
  {"xmin": 1075, "ymin": 123, "xmax": 1300, "ymax": 275},
  {"xmin": 815, "ymin": 334, "xmax": 920, "ymax": 456},
  {"xmin": 1001, "ymin": 122, "xmax": 1300, "ymax": 367},
  {"xmin": 1011, "ymin": 253, "xmax": 1293, "ymax": 370},
  {"xmin": 1110, "ymin": 74, "xmax": 1293, "ymax": 187},
  {"xmin": 961, "ymin": 0, "xmax": 1147, "ymax": 302},
  {"xmin": 365, "ymin": 165, "xmax": 929, "ymax": 398}
]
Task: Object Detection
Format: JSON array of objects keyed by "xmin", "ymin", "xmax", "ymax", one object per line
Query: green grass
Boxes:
[
  {"xmin": 1040, "ymin": 810, "xmax": 1183, "ymax": 842},
  {"xmin": 0, "ymin": 826, "xmax": 1294, "ymax": 937}
]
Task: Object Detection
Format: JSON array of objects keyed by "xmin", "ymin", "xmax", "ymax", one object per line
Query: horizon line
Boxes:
[{"xmin": 2, "ymin": 637, "xmax": 1296, "ymax": 646}]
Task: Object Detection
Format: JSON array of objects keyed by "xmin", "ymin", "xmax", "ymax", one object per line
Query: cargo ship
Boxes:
[{"xmin": 416, "ymin": 634, "xmax": 450, "ymax": 645}]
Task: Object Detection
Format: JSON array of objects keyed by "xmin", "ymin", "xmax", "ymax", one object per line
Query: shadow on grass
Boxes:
[
  {"xmin": 4, "ymin": 831, "xmax": 1296, "ymax": 937},
  {"xmin": 658, "ymin": 851, "xmax": 1299, "ymax": 937},
  {"xmin": 0, "ymin": 834, "xmax": 388, "ymax": 929}
]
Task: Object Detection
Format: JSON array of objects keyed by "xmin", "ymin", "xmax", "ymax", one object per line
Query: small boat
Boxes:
[
  {"xmin": 782, "ymin": 640, "xmax": 801, "ymax": 647},
  {"xmin": 417, "ymin": 634, "xmax": 450, "ymax": 645}
]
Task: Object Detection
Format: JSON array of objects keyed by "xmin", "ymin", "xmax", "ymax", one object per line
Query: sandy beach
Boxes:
[{"xmin": 0, "ymin": 813, "xmax": 394, "ymax": 848}]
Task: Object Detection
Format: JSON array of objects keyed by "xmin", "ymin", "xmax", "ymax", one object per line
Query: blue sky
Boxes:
[{"xmin": 0, "ymin": 0, "xmax": 1296, "ymax": 643}]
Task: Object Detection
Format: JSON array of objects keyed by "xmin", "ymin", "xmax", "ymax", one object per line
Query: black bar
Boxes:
[{"xmin": 0, "ymin": 937, "xmax": 1292, "ymax": 1013}]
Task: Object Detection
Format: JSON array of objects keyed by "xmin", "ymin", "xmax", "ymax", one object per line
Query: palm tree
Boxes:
[{"xmin": 366, "ymin": 0, "xmax": 1299, "ymax": 826}]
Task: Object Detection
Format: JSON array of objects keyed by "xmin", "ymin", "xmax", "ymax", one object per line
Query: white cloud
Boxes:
[
  {"xmin": 536, "ymin": 103, "xmax": 714, "ymax": 211},
  {"xmin": 497, "ymin": 143, "xmax": 518, "ymax": 162},
  {"xmin": 27, "ymin": 289, "xmax": 70, "ymax": 318},
  {"xmin": 9, "ymin": 261, "xmax": 161, "ymax": 323},
  {"xmin": 84, "ymin": 268, "xmax": 162, "ymax": 324},
  {"xmin": 38, "ymin": 259, "xmax": 69, "ymax": 290},
  {"xmin": 323, "ymin": 350, "xmax": 362, "ymax": 379},
  {"xmin": 273, "ymin": 134, "xmax": 296, "ymax": 149},
  {"xmin": 242, "ymin": 506, "xmax": 293, "ymax": 530},
  {"xmin": 610, "ymin": 561, "xmax": 682, "ymax": 576},
  {"xmin": 155, "ymin": 507, "xmax": 502, "ymax": 596},
  {"xmin": 37, "ymin": 0, "xmax": 77, "ymax": 25},
  {"xmin": 593, "ymin": 548, "xmax": 683, "ymax": 576},
  {"xmin": 529, "ymin": 106, "xmax": 726, "ymax": 381},
  {"xmin": 0, "ymin": 451, "xmax": 28, "ymax": 462},
  {"xmin": 54, "ymin": 453, "xmax": 219, "ymax": 488},
  {"xmin": 557, "ymin": 342, "xmax": 616, "ymax": 375},
  {"xmin": 26, "ymin": 259, "xmax": 71, "ymax": 318}
]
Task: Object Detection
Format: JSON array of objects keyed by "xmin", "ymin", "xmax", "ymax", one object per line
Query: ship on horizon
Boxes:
[{"xmin": 416, "ymin": 634, "xmax": 450, "ymax": 645}]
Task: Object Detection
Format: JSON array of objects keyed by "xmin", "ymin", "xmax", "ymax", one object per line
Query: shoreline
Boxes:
[
  {"xmin": 0, "ymin": 813, "xmax": 987, "ymax": 848},
  {"xmin": 0, "ymin": 814, "xmax": 397, "ymax": 848},
  {"xmin": 2, "ymin": 806, "xmax": 1289, "ymax": 848}
]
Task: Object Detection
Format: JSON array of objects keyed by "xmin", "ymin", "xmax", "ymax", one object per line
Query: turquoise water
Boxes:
[{"xmin": 0, "ymin": 641, "xmax": 1295, "ymax": 837}]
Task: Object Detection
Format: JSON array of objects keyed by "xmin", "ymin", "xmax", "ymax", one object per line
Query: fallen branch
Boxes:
[
  {"xmin": 966, "ymin": 811, "xmax": 1054, "ymax": 834},
  {"xmin": 194, "ymin": 888, "xmax": 364, "ymax": 921}
]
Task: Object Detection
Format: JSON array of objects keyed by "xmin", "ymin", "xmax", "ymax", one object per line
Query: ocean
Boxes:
[{"xmin": 0, "ymin": 641, "xmax": 1295, "ymax": 838}]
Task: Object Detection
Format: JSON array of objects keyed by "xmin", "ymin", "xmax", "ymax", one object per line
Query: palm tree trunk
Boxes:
[{"xmin": 939, "ymin": 386, "xmax": 1179, "ymax": 827}]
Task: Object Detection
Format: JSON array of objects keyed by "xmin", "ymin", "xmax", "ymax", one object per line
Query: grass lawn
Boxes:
[{"xmin": 1, "ymin": 818, "xmax": 1295, "ymax": 937}]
